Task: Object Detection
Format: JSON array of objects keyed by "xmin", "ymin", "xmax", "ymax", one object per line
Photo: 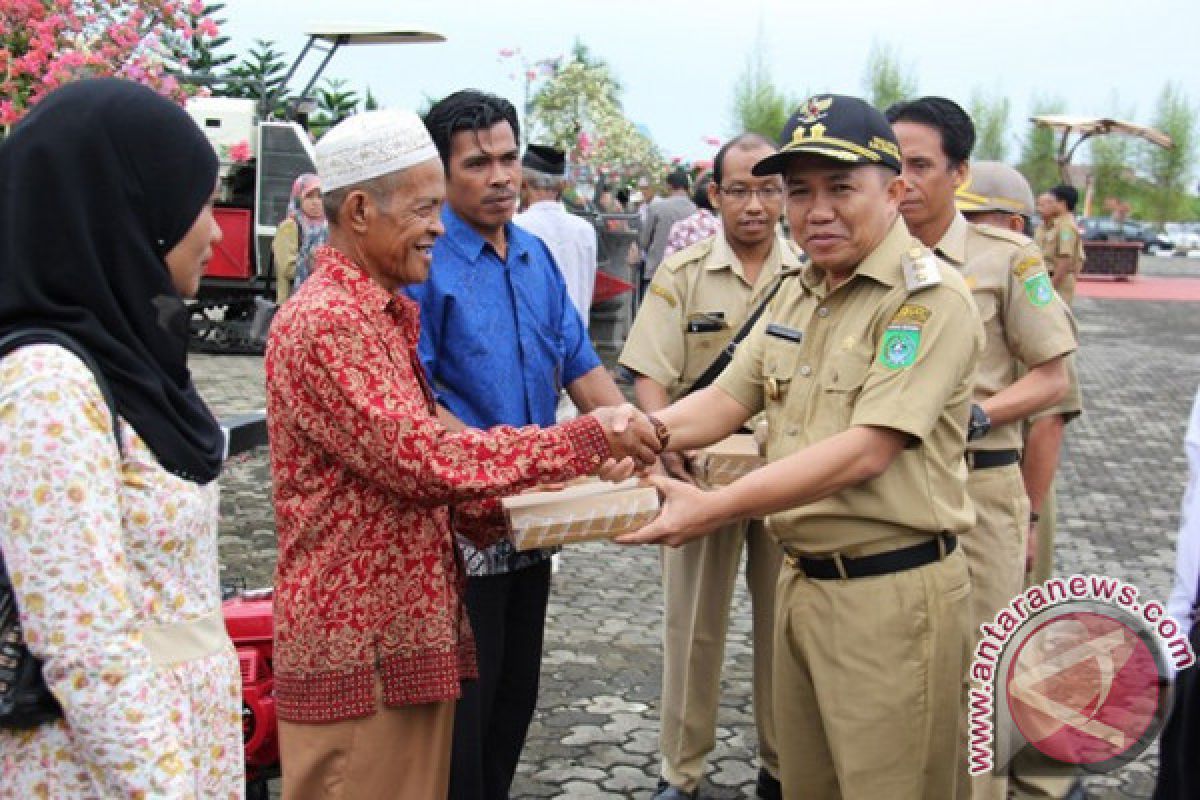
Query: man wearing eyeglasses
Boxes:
[{"xmin": 618, "ymin": 133, "xmax": 796, "ymax": 800}]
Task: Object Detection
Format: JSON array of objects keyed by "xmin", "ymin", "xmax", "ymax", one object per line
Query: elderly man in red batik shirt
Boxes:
[{"xmin": 265, "ymin": 108, "xmax": 660, "ymax": 800}]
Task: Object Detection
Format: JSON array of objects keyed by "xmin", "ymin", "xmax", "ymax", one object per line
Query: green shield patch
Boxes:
[
  {"xmin": 1024, "ymin": 272, "xmax": 1055, "ymax": 308},
  {"xmin": 879, "ymin": 327, "xmax": 920, "ymax": 370}
]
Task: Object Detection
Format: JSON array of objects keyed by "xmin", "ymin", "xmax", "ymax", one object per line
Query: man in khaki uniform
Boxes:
[
  {"xmin": 887, "ymin": 100, "xmax": 1075, "ymax": 800},
  {"xmin": 1034, "ymin": 185, "xmax": 1085, "ymax": 306},
  {"xmin": 620, "ymin": 94, "xmax": 983, "ymax": 800},
  {"xmin": 956, "ymin": 163, "xmax": 1085, "ymax": 587},
  {"xmin": 620, "ymin": 133, "xmax": 792, "ymax": 800},
  {"xmin": 957, "ymin": 165, "xmax": 1087, "ymax": 800}
]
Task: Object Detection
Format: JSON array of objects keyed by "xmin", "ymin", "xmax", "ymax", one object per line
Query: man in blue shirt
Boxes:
[{"xmin": 409, "ymin": 89, "xmax": 628, "ymax": 800}]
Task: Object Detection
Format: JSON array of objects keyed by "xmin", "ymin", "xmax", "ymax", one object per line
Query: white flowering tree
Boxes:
[{"xmin": 529, "ymin": 42, "xmax": 663, "ymax": 186}]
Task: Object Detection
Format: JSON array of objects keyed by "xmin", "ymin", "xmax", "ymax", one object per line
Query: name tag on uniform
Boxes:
[
  {"xmin": 765, "ymin": 323, "xmax": 803, "ymax": 343},
  {"xmin": 686, "ymin": 311, "xmax": 726, "ymax": 333}
]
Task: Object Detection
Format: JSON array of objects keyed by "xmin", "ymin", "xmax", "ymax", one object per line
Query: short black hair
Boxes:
[
  {"xmin": 884, "ymin": 96, "xmax": 976, "ymax": 168},
  {"xmin": 665, "ymin": 168, "xmax": 690, "ymax": 190},
  {"xmin": 713, "ymin": 132, "xmax": 777, "ymax": 186},
  {"xmin": 1051, "ymin": 184, "xmax": 1079, "ymax": 212},
  {"xmin": 423, "ymin": 89, "xmax": 520, "ymax": 174},
  {"xmin": 693, "ymin": 172, "xmax": 714, "ymax": 211},
  {"xmin": 615, "ymin": 186, "xmax": 630, "ymax": 206}
]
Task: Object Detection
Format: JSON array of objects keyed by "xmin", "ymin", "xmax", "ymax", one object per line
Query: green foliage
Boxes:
[
  {"xmin": 1088, "ymin": 95, "xmax": 1139, "ymax": 217},
  {"xmin": 730, "ymin": 36, "xmax": 795, "ymax": 140},
  {"xmin": 862, "ymin": 42, "xmax": 917, "ymax": 111},
  {"xmin": 969, "ymin": 89, "xmax": 1011, "ymax": 162},
  {"xmin": 1018, "ymin": 95, "xmax": 1066, "ymax": 194},
  {"xmin": 364, "ymin": 86, "xmax": 379, "ymax": 112},
  {"xmin": 308, "ymin": 78, "xmax": 360, "ymax": 136},
  {"xmin": 222, "ymin": 38, "xmax": 289, "ymax": 113},
  {"xmin": 1144, "ymin": 82, "xmax": 1197, "ymax": 224}
]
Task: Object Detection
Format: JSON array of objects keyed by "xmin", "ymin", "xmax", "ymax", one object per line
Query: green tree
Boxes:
[
  {"xmin": 1088, "ymin": 97, "xmax": 1139, "ymax": 217},
  {"xmin": 969, "ymin": 89, "xmax": 1011, "ymax": 161},
  {"xmin": 223, "ymin": 38, "xmax": 289, "ymax": 112},
  {"xmin": 364, "ymin": 87, "xmax": 379, "ymax": 111},
  {"xmin": 730, "ymin": 36, "xmax": 795, "ymax": 140},
  {"xmin": 309, "ymin": 78, "xmax": 360, "ymax": 135},
  {"xmin": 1144, "ymin": 82, "xmax": 1197, "ymax": 224},
  {"xmin": 862, "ymin": 41, "xmax": 917, "ymax": 111},
  {"xmin": 1018, "ymin": 95, "xmax": 1066, "ymax": 194}
]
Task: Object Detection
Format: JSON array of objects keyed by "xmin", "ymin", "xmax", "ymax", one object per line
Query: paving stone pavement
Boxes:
[{"xmin": 194, "ymin": 256, "xmax": 1200, "ymax": 799}]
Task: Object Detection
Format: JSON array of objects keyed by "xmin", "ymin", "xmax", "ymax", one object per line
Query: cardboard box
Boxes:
[
  {"xmin": 502, "ymin": 479, "xmax": 660, "ymax": 551},
  {"xmin": 698, "ymin": 433, "xmax": 765, "ymax": 487}
]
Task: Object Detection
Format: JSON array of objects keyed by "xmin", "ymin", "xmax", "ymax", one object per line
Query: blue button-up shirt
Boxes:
[{"xmin": 405, "ymin": 205, "xmax": 601, "ymax": 574}]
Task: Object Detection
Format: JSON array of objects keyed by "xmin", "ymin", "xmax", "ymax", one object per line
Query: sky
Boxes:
[{"xmin": 216, "ymin": 0, "xmax": 1200, "ymax": 163}]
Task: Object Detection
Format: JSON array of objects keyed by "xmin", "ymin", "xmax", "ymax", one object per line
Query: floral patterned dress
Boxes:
[{"xmin": 0, "ymin": 345, "xmax": 243, "ymax": 798}]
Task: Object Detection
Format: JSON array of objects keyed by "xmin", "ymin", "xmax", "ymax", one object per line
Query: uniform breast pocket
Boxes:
[
  {"xmin": 820, "ymin": 350, "xmax": 871, "ymax": 431},
  {"xmin": 971, "ymin": 290, "xmax": 999, "ymax": 325},
  {"xmin": 682, "ymin": 329, "xmax": 731, "ymax": 386},
  {"xmin": 761, "ymin": 340, "xmax": 802, "ymax": 409}
]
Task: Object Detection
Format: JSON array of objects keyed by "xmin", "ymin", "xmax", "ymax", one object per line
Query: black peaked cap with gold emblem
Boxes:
[{"xmin": 753, "ymin": 94, "xmax": 902, "ymax": 176}]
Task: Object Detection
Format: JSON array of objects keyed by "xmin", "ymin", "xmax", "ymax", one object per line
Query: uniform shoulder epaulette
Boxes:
[
  {"xmin": 971, "ymin": 222, "xmax": 1031, "ymax": 246},
  {"xmin": 900, "ymin": 243, "xmax": 943, "ymax": 292},
  {"xmin": 662, "ymin": 236, "xmax": 715, "ymax": 274}
]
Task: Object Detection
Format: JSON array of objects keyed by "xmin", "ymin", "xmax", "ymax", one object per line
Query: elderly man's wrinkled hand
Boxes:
[
  {"xmin": 595, "ymin": 456, "xmax": 637, "ymax": 483},
  {"xmin": 589, "ymin": 403, "xmax": 661, "ymax": 467}
]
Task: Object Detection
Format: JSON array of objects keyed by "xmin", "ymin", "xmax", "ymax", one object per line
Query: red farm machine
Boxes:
[{"xmin": 185, "ymin": 27, "xmax": 445, "ymax": 354}]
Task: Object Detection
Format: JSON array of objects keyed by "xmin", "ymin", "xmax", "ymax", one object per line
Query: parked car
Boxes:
[
  {"xmin": 1164, "ymin": 222, "xmax": 1200, "ymax": 256},
  {"xmin": 1079, "ymin": 218, "xmax": 1174, "ymax": 254}
]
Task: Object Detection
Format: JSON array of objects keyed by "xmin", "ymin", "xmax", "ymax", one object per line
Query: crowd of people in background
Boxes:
[{"xmin": 1, "ymin": 74, "xmax": 1196, "ymax": 800}]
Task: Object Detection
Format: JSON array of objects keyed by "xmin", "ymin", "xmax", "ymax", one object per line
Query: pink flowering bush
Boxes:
[
  {"xmin": 221, "ymin": 138, "xmax": 249, "ymax": 163},
  {"xmin": 0, "ymin": 0, "xmax": 220, "ymax": 132}
]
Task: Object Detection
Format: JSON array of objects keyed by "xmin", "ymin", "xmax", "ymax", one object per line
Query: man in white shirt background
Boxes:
[{"xmin": 515, "ymin": 144, "xmax": 598, "ymax": 324}]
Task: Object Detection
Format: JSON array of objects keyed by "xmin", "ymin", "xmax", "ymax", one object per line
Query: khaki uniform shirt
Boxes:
[
  {"xmin": 619, "ymin": 233, "xmax": 800, "ymax": 400},
  {"xmin": 716, "ymin": 218, "xmax": 984, "ymax": 554},
  {"xmin": 935, "ymin": 214, "xmax": 1078, "ymax": 451},
  {"xmin": 1034, "ymin": 216, "xmax": 1085, "ymax": 306}
]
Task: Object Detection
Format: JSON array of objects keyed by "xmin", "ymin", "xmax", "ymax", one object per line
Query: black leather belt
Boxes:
[
  {"xmin": 785, "ymin": 533, "xmax": 956, "ymax": 580},
  {"xmin": 965, "ymin": 449, "xmax": 1020, "ymax": 470}
]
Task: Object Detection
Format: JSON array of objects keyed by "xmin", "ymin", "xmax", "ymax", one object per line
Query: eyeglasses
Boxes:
[{"xmin": 718, "ymin": 185, "xmax": 785, "ymax": 202}]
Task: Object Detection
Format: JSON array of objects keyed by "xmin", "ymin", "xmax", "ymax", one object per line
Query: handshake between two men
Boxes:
[
  {"xmin": 574, "ymin": 387, "xmax": 829, "ymax": 550},
  {"xmin": 583, "ymin": 403, "xmax": 665, "ymax": 481}
]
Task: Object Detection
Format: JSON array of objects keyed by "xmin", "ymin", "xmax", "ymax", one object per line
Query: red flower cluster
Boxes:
[{"xmin": 0, "ymin": 0, "xmax": 219, "ymax": 128}]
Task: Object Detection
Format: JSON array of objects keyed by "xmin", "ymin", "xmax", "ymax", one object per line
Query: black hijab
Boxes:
[{"xmin": 0, "ymin": 79, "xmax": 224, "ymax": 483}]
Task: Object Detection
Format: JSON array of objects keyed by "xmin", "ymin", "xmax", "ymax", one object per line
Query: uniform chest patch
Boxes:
[
  {"xmin": 878, "ymin": 304, "xmax": 930, "ymax": 370},
  {"xmin": 1024, "ymin": 272, "xmax": 1055, "ymax": 308}
]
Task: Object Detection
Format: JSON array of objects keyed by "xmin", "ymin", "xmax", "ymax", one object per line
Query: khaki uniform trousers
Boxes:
[
  {"xmin": 279, "ymin": 688, "xmax": 455, "ymax": 800},
  {"xmin": 660, "ymin": 518, "xmax": 781, "ymax": 791},
  {"xmin": 1010, "ymin": 481, "xmax": 1079, "ymax": 799},
  {"xmin": 957, "ymin": 463, "xmax": 1031, "ymax": 800},
  {"xmin": 774, "ymin": 545, "xmax": 970, "ymax": 800},
  {"xmin": 1026, "ymin": 479, "xmax": 1058, "ymax": 588}
]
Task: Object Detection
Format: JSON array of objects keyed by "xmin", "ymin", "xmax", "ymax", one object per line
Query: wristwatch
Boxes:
[
  {"xmin": 646, "ymin": 414, "xmax": 670, "ymax": 450},
  {"xmin": 967, "ymin": 404, "xmax": 992, "ymax": 442}
]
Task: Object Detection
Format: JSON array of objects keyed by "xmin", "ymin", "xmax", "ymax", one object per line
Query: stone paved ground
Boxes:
[{"xmin": 195, "ymin": 255, "xmax": 1200, "ymax": 799}]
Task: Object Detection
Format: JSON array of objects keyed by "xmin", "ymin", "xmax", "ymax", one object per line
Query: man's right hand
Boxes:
[{"xmin": 589, "ymin": 403, "xmax": 661, "ymax": 467}]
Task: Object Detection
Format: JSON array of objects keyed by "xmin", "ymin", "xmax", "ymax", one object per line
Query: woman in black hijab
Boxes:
[{"xmin": 0, "ymin": 79, "xmax": 243, "ymax": 796}]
